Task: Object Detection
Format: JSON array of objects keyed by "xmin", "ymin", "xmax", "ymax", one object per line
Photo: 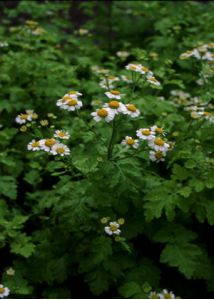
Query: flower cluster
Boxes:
[
  {"xmin": 170, "ymin": 90, "xmax": 214, "ymax": 123},
  {"xmin": 0, "ymin": 284, "xmax": 10, "ymax": 299},
  {"xmin": 135, "ymin": 125, "xmax": 170, "ymax": 163},
  {"xmin": 91, "ymin": 93, "xmax": 140, "ymax": 122},
  {"xmin": 101, "ymin": 217, "xmax": 125, "ymax": 237},
  {"xmin": 149, "ymin": 289, "xmax": 178, "ymax": 299},
  {"xmin": 25, "ymin": 20, "xmax": 46, "ymax": 36},
  {"xmin": 180, "ymin": 42, "xmax": 214, "ymax": 61},
  {"xmin": 125, "ymin": 63, "xmax": 161, "ymax": 86},
  {"xmin": 15, "ymin": 110, "xmax": 38, "ymax": 124},
  {"xmin": 27, "ymin": 130, "xmax": 70, "ymax": 156},
  {"xmin": 56, "ymin": 90, "xmax": 83, "ymax": 112}
]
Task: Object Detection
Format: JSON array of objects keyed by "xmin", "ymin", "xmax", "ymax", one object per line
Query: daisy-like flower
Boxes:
[
  {"xmin": 67, "ymin": 90, "xmax": 82, "ymax": 99},
  {"xmin": 148, "ymin": 291, "xmax": 159, "ymax": 299},
  {"xmin": 99, "ymin": 80, "xmax": 114, "ymax": 90},
  {"xmin": 27, "ymin": 140, "xmax": 41, "ymax": 151},
  {"xmin": 121, "ymin": 75, "xmax": 132, "ymax": 83},
  {"xmin": 147, "ymin": 76, "xmax": 161, "ymax": 86},
  {"xmin": 63, "ymin": 98, "xmax": 83, "ymax": 112},
  {"xmin": 136, "ymin": 128, "xmax": 155, "ymax": 140},
  {"xmin": 104, "ymin": 221, "xmax": 121, "ymax": 236},
  {"xmin": 151, "ymin": 125, "xmax": 166, "ymax": 136},
  {"xmin": 25, "ymin": 110, "xmax": 38, "ymax": 120},
  {"xmin": 105, "ymin": 90, "xmax": 125, "ymax": 100},
  {"xmin": 137, "ymin": 64, "xmax": 152, "ymax": 75},
  {"xmin": 149, "ymin": 150, "xmax": 166, "ymax": 163},
  {"xmin": 15, "ymin": 110, "xmax": 36, "ymax": 124},
  {"xmin": 54, "ymin": 130, "xmax": 70, "ymax": 140},
  {"xmin": 39, "ymin": 138, "xmax": 58, "ymax": 152},
  {"xmin": 149, "ymin": 137, "xmax": 170, "ymax": 152},
  {"xmin": 121, "ymin": 136, "xmax": 139, "ymax": 149},
  {"xmin": 104, "ymin": 100, "xmax": 126, "ymax": 114},
  {"xmin": 158, "ymin": 289, "xmax": 175, "ymax": 299},
  {"xmin": 202, "ymin": 52, "xmax": 214, "ymax": 61},
  {"xmin": 124, "ymin": 104, "xmax": 140, "ymax": 118},
  {"xmin": 116, "ymin": 51, "xmax": 129, "ymax": 59},
  {"xmin": 0, "ymin": 284, "xmax": 10, "ymax": 298},
  {"xmin": 50, "ymin": 143, "xmax": 70, "ymax": 156},
  {"xmin": 91, "ymin": 108, "xmax": 115, "ymax": 123},
  {"xmin": 125, "ymin": 63, "xmax": 140, "ymax": 72}
]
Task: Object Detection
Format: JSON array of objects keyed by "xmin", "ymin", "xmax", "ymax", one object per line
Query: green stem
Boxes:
[{"xmin": 107, "ymin": 119, "xmax": 117, "ymax": 160}]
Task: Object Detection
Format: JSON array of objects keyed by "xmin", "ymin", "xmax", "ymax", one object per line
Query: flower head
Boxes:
[
  {"xmin": 158, "ymin": 289, "xmax": 175, "ymax": 299},
  {"xmin": 136, "ymin": 128, "xmax": 155, "ymax": 140},
  {"xmin": 50, "ymin": 143, "xmax": 70, "ymax": 156},
  {"xmin": 0, "ymin": 284, "xmax": 10, "ymax": 298},
  {"xmin": 104, "ymin": 221, "xmax": 121, "ymax": 236},
  {"xmin": 125, "ymin": 63, "xmax": 140, "ymax": 72},
  {"xmin": 91, "ymin": 108, "xmax": 115, "ymax": 122},
  {"xmin": 104, "ymin": 100, "xmax": 126, "ymax": 114},
  {"xmin": 147, "ymin": 76, "xmax": 161, "ymax": 86},
  {"xmin": 124, "ymin": 104, "xmax": 140, "ymax": 118},
  {"xmin": 105, "ymin": 90, "xmax": 125, "ymax": 100},
  {"xmin": 149, "ymin": 150, "xmax": 166, "ymax": 163},
  {"xmin": 40, "ymin": 138, "xmax": 57, "ymax": 152},
  {"xmin": 27, "ymin": 140, "xmax": 41, "ymax": 151},
  {"xmin": 149, "ymin": 137, "xmax": 170, "ymax": 152},
  {"xmin": 121, "ymin": 136, "xmax": 139, "ymax": 149},
  {"xmin": 151, "ymin": 125, "xmax": 166, "ymax": 136},
  {"xmin": 54, "ymin": 130, "xmax": 70, "ymax": 140}
]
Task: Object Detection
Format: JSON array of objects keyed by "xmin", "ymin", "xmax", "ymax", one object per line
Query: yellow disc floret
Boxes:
[
  {"xmin": 154, "ymin": 137, "xmax": 164, "ymax": 146},
  {"xmin": 126, "ymin": 104, "xmax": 137, "ymax": 112},
  {"xmin": 97, "ymin": 108, "xmax": 108, "ymax": 118},
  {"xmin": 110, "ymin": 90, "xmax": 120, "ymax": 95},
  {"xmin": 67, "ymin": 99, "xmax": 78, "ymax": 106},
  {"xmin": 110, "ymin": 224, "xmax": 119, "ymax": 232},
  {"xmin": 45, "ymin": 139, "xmax": 56, "ymax": 147},
  {"xmin": 109, "ymin": 100, "xmax": 120, "ymax": 109},
  {"xmin": 142, "ymin": 129, "xmax": 151, "ymax": 136},
  {"xmin": 126, "ymin": 137, "xmax": 135, "ymax": 145}
]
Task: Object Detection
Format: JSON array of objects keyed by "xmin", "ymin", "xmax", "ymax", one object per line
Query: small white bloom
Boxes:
[
  {"xmin": 124, "ymin": 104, "xmax": 140, "ymax": 118},
  {"xmin": 91, "ymin": 108, "xmax": 115, "ymax": 123},
  {"xmin": 27, "ymin": 140, "xmax": 41, "ymax": 151},
  {"xmin": 149, "ymin": 137, "xmax": 170, "ymax": 152},
  {"xmin": 99, "ymin": 80, "xmax": 114, "ymax": 90},
  {"xmin": 136, "ymin": 128, "xmax": 155, "ymax": 140},
  {"xmin": 39, "ymin": 138, "xmax": 58, "ymax": 152},
  {"xmin": 58, "ymin": 97, "xmax": 83, "ymax": 112},
  {"xmin": 0, "ymin": 284, "xmax": 10, "ymax": 298},
  {"xmin": 137, "ymin": 64, "xmax": 152, "ymax": 75},
  {"xmin": 147, "ymin": 76, "xmax": 161, "ymax": 86},
  {"xmin": 6, "ymin": 268, "xmax": 15, "ymax": 276},
  {"xmin": 104, "ymin": 221, "xmax": 121, "ymax": 236},
  {"xmin": 121, "ymin": 136, "xmax": 139, "ymax": 149},
  {"xmin": 105, "ymin": 90, "xmax": 125, "ymax": 99},
  {"xmin": 67, "ymin": 90, "xmax": 82, "ymax": 98},
  {"xmin": 15, "ymin": 111, "xmax": 33, "ymax": 124},
  {"xmin": 150, "ymin": 125, "xmax": 166, "ymax": 136},
  {"xmin": 50, "ymin": 143, "xmax": 70, "ymax": 156},
  {"xmin": 116, "ymin": 51, "xmax": 129, "ymax": 59},
  {"xmin": 54, "ymin": 130, "xmax": 70, "ymax": 140},
  {"xmin": 149, "ymin": 150, "xmax": 166, "ymax": 163},
  {"xmin": 125, "ymin": 63, "xmax": 140, "ymax": 72},
  {"xmin": 148, "ymin": 291, "xmax": 159, "ymax": 299},
  {"xmin": 104, "ymin": 100, "xmax": 126, "ymax": 114},
  {"xmin": 158, "ymin": 289, "xmax": 175, "ymax": 299},
  {"xmin": 121, "ymin": 75, "xmax": 132, "ymax": 83},
  {"xmin": 202, "ymin": 52, "xmax": 214, "ymax": 61}
]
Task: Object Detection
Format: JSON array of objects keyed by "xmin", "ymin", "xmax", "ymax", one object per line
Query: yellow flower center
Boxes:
[
  {"xmin": 110, "ymin": 224, "xmax": 118, "ymax": 232},
  {"xmin": 32, "ymin": 113, "xmax": 38, "ymax": 119},
  {"xmin": 58, "ymin": 131, "xmax": 66, "ymax": 137},
  {"xmin": 126, "ymin": 138, "xmax": 135, "ymax": 145},
  {"xmin": 149, "ymin": 76, "xmax": 158, "ymax": 82},
  {"xmin": 67, "ymin": 99, "xmax": 78, "ymax": 106},
  {"xmin": 0, "ymin": 288, "xmax": 5, "ymax": 294},
  {"xmin": 45, "ymin": 139, "xmax": 56, "ymax": 147},
  {"xmin": 126, "ymin": 104, "xmax": 137, "ymax": 112},
  {"xmin": 204, "ymin": 111, "xmax": 211, "ymax": 116},
  {"xmin": 97, "ymin": 108, "xmax": 108, "ymax": 118},
  {"xmin": 155, "ymin": 151, "xmax": 164, "ymax": 159},
  {"xmin": 164, "ymin": 293, "xmax": 172, "ymax": 299},
  {"xmin": 129, "ymin": 65, "xmax": 137, "ymax": 70},
  {"xmin": 108, "ymin": 76, "xmax": 115, "ymax": 80},
  {"xmin": 150, "ymin": 293, "xmax": 158, "ymax": 299},
  {"xmin": 56, "ymin": 147, "xmax": 65, "ymax": 154},
  {"xmin": 110, "ymin": 90, "xmax": 120, "ymax": 95},
  {"xmin": 20, "ymin": 114, "xmax": 28, "ymax": 120},
  {"xmin": 141, "ymin": 66, "xmax": 149, "ymax": 72},
  {"xmin": 154, "ymin": 138, "xmax": 164, "ymax": 146},
  {"xmin": 32, "ymin": 141, "xmax": 40, "ymax": 148},
  {"xmin": 62, "ymin": 95, "xmax": 71, "ymax": 102},
  {"xmin": 109, "ymin": 101, "xmax": 120, "ymax": 108},
  {"xmin": 142, "ymin": 129, "xmax": 151, "ymax": 136},
  {"xmin": 69, "ymin": 90, "xmax": 77, "ymax": 94},
  {"xmin": 155, "ymin": 127, "xmax": 164, "ymax": 134}
]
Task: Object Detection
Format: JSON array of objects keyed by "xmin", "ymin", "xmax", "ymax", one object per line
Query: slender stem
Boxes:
[{"xmin": 107, "ymin": 119, "xmax": 117, "ymax": 160}]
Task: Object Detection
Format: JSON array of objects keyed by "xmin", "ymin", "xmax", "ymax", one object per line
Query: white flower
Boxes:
[
  {"xmin": 105, "ymin": 90, "xmax": 125, "ymax": 99},
  {"xmin": 148, "ymin": 291, "xmax": 159, "ymax": 299},
  {"xmin": 116, "ymin": 51, "xmax": 129, "ymax": 59},
  {"xmin": 57, "ymin": 97, "xmax": 83, "ymax": 111},
  {"xmin": 147, "ymin": 76, "xmax": 161, "ymax": 86},
  {"xmin": 121, "ymin": 75, "xmax": 132, "ymax": 83},
  {"xmin": 149, "ymin": 150, "xmax": 166, "ymax": 163},
  {"xmin": 121, "ymin": 136, "xmax": 139, "ymax": 149},
  {"xmin": 137, "ymin": 64, "xmax": 153, "ymax": 75},
  {"xmin": 15, "ymin": 110, "xmax": 37, "ymax": 124},
  {"xmin": 39, "ymin": 138, "xmax": 58, "ymax": 152},
  {"xmin": 125, "ymin": 63, "xmax": 140, "ymax": 72},
  {"xmin": 67, "ymin": 90, "xmax": 82, "ymax": 98},
  {"xmin": 0, "ymin": 42, "xmax": 8, "ymax": 48},
  {"xmin": 50, "ymin": 143, "xmax": 70, "ymax": 156},
  {"xmin": 150, "ymin": 125, "xmax": 166, "ymax": 136},
  {"xmin": 91, "ymin": 108, "xmax": 115, "ymax": 122},
  {"xmin": 0, "ymin": 284, "xmax": 10, "ymax": 298},
  {"xmin": 104, "ymin": 100, "xmax": 126, "ymax": 114},
  {"xmin": 124, "ymin": 104, "xmax": 140, "ymax": 118},
  {"xmin": 27, "ymin": 140, "xmax": 41, "ymax": 151},
  {"xmin": 202, "ymin": 52, "xmax": 214, "ymax": 61},
  {"xmin": 104, "ymin": 221, "xmax": 121, "ymax": 235},
  {"xmin": 136, "ymin": 128, "xmax": 155, "ymax": 140},
  {"xmin": 158, "ymin": 289, "xmax": 175, "ymax": 299},
  {"xmin": 99, "ymin": 80, "xmax": 114, "ymax": 90},
  {"xmin": 54, "ymin": 130, "xmax": 70, "ymax": 140},
  {"xmin": 149, "ymin": 137, "xmax": 170, "ymax": 152}
]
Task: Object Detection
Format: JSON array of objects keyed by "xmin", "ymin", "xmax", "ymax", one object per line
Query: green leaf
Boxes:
[{"xmin": 0, "ymin": 176, "xmax": 17, "ymax": 199}]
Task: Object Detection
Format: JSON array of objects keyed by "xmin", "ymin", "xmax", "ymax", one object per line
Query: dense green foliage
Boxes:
[{"xmin": 0, "ymin": 1, "xmax": 214, "ymax": 298}]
